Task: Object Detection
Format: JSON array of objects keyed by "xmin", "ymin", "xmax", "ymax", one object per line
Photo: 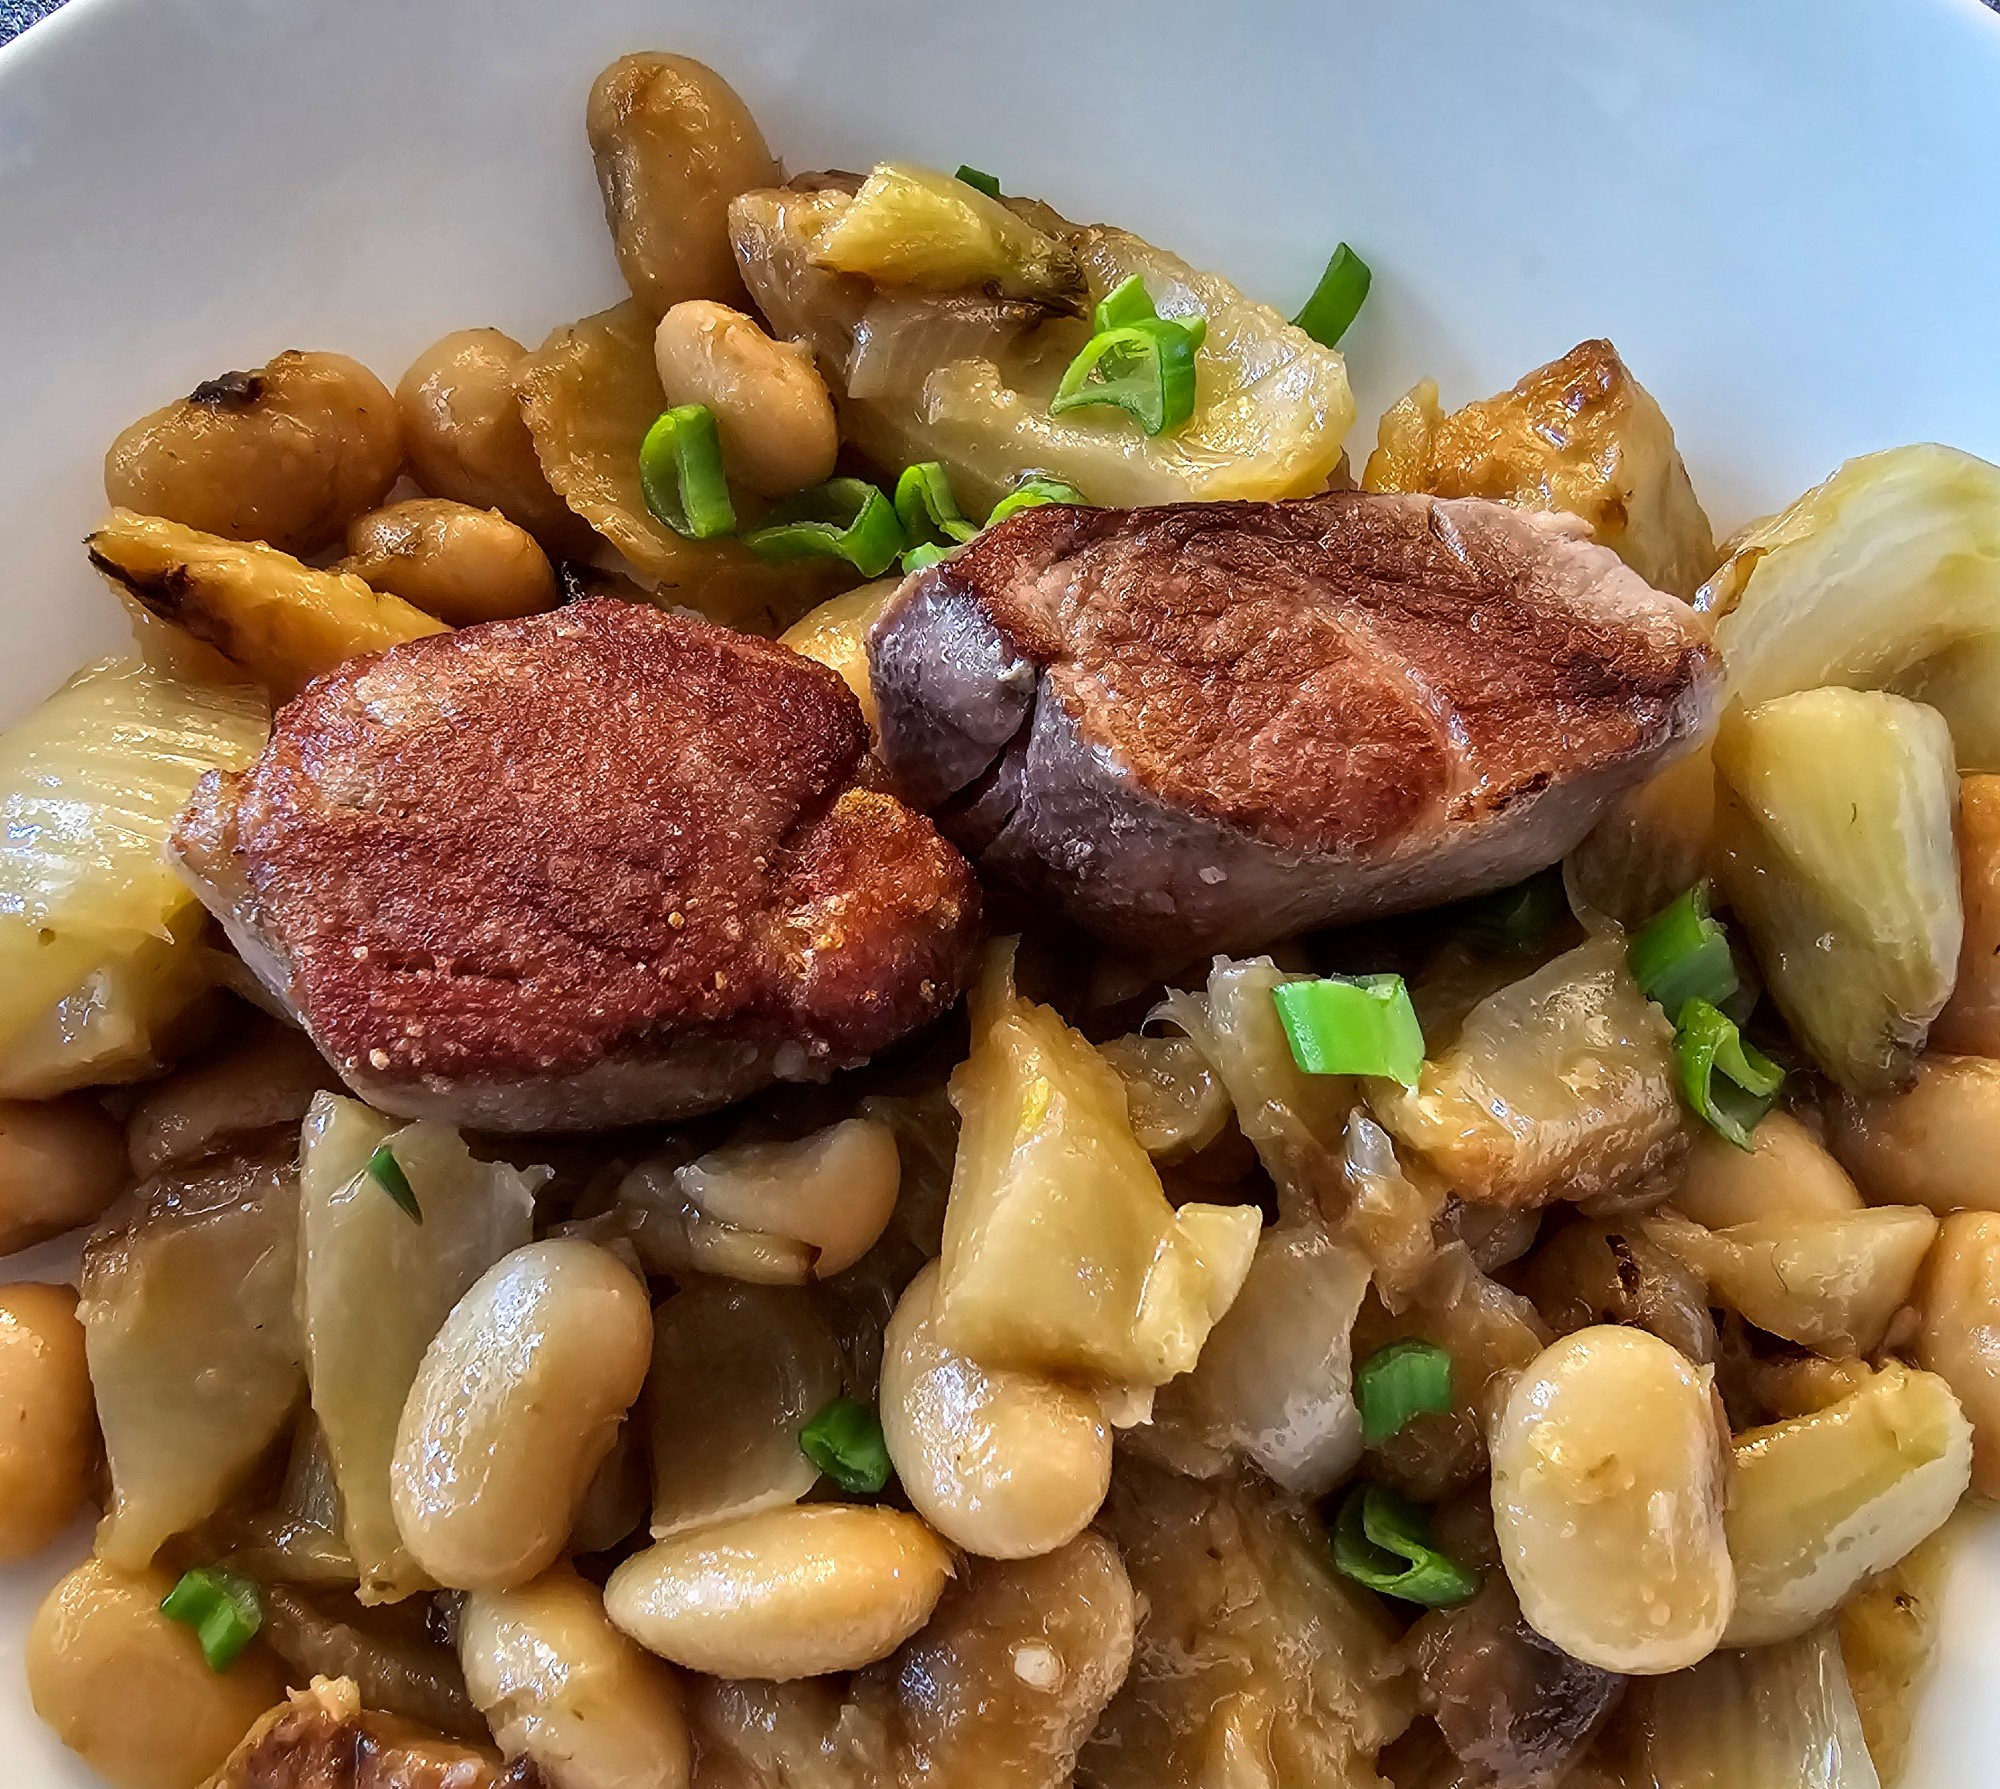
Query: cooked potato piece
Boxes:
[
  {"xmin": 299, "ymin": 1094, "xmax": 539, "ymax": 1602},
  {"xmin": 1645, "ymin": 1206, "xmax": 1938, "ymax": 1356},
  {"xmin": 1080, "ymin": 1465, "xmax": 1412, "ymax": 1789},
  {"xmin": 1699, "ymin": 442, "xmax": 2000, "ymax": 722},
  {"xmin": 731, "ymin": 185, "xmax": 1355, "ymax": 513},
  {"xmin": 207, "ymin": 1676, "xmax": 519, "ymax": 1789},
  {"xmin": 1491, "ymin": 1326, "xmax": 1734, "ymax": 1674},
  {"xmin": 813, "ymin": 163, "xmax": 1085, "ymax": 309},
  {"xmin": 1722, "ymin": 1365, "xmax": 1970, "ymax": 1646},
  {"xmin": 936, "ymin": 943, "xmax": 1260, "ymax": 1386},
  {"xmin": 644, "ymin": 1279, "xmax": 843, "ymax": 1540},
  {"xmin": 1362, "ymin": 339, "xmax": 1718, "ymax": 598},
  {"xmin": 1714, "ymin": 688, "xmax": 1962, "ymax": 1093},
  {"xmin": 123, "ymin": 1014, "xmax": 336, "ymax": 1178},
  {"xmin": 81, "ymin": 1148, "xmax": 304, "ymax": 1568},
  {"xmin": 29, "ymin": 1558, "xmax": 286, "ymax": 1789},
  {"xmin": 103, "ymin": 349, "xmax": 402, "ymax": 557},
  {"xmin": 0, "ymin": 1095, "xmax": 128, "ymax": 1255},
  {"xmin": 1149, "ymin": 1217, "xmax": 1371, "ymax": 1496},
  {"xmin": 779, "ymin": 579, "xmax": 897, "ymax": 730},
  {"xmin": 339, "ymin": 498, "xmax": 557, "ymax": 625},
  {"xmin": 1934, "ymin": 775, "xmax": 2000, "ymax": 1055},
  {"xmin": 587, "ymin": 52, "xmax": 778, "ymax": 317},
  {"xmin": 396, "ymin": 327, "xmax": 586, "ymax": 545},
  {"xmin": 1919, "ymin": 1211, "xmax": 2000, "ymax": 1496},
  {"xmin": 1671, "ymin": 1109, "xmax": 1863, "ymax": 1230},
  {"xmin": 0, "ymin": 658, "xmax": 266, "ymax": 1098},
  {"xmin": 1368, "ymin": 934, "xmax": 1687, "ymax": 1209},
  {"xmin": 88, "ymin": 510, "xmax": 446, "ymax": 700},
  {"xmin": 515, "ymin": 302, "xmax": 844, "ymax": 633},
  {"xmin": 1832, "ymin": 1055, "xmax": 2000, "ymax": 1213}
]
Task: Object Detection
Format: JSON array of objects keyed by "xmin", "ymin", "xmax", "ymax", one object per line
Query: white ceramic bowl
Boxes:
[{"xmin": 3, "ymin": 0, "xmax": 1999, "ymax": 1781}]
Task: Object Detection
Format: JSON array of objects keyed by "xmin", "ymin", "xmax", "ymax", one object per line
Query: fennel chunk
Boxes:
[
  {"xmin": 1367, "ymin": 934, "xmax": 1687, "ymax": 1210},
  {"xmin": 299, "ymin": 1094, "xmax": 539, "ymax": 1602},
  {"xmin": 1714, "ymin": 688, "xmax": 1962, "ymax": 1093},
  {"xmin": 936, "ymin": 945, "xmax": 1260, "ymax": 1387},
  {"xmin": 81, "ymin": 1148, "xmax": 305, "ymax": 1569}
]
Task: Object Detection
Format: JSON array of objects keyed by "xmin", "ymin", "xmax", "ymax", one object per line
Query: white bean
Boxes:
[
  {"xmin": 1671, "ymin": 1109, "xmax": 1861, "ymax": 1230},
  {"xmin": 1490, "ymin": 1325, "xmax": 1733, "ymax": 1674},
  {"xmin": 880, "ymin": 1261, "xmax": 1110, "ymax": 1559},
  {"xmin": 1920, "ymin": 1210, "xmax": 2000, "ymax": 1498},
  {"xmin": 391, "ymin": 1239, "xmax": 652, "ymax": 1590},
  {"xmin": 0, "ymin": 1095, "xmax": 127, "ymax": 1255},
  {"xmin": 1832, "ymin": 1055, "xmax": 2000, "ymax": 1214},
  {"xmin": 603, "ymin": 1504, "xmax": 952, "ymax": 1679},
  {"xmin": 653, "ymin": 301, "xmax": 837, "ymax": 497},
  {"xmin": 462, "ymin": 1569, "xmax": 691, "ymax": 1789},
  {"xmin": 0, "ymin": 1283, "xmax": 95, "ymax": 1560}
]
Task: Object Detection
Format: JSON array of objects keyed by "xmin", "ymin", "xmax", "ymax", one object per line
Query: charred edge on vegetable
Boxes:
[{"xmin": 188, "ymin": 370, "xmax": 268, "ymax": 409}]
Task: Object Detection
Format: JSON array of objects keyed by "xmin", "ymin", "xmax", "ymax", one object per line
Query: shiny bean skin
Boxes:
[
  {"xmin": 1832, "ymin": 1056, "xmax": 2000, "ymax": 1214},
  {"xmin": 880, "ymin": 1261, "xmax": 1111, "ymax": 1559},
  {"xmin": 1671, "ymin": 1110, "xmax": 1862, "ymax": 1230},
  {"xmin": 27, "ymin": 1558, "xmax": 284, "ymax": 1789},
  {"xmin": 0, "ymin": 1283, "xmax": 95, "ymax": 1560},
  {"xmin": 587, "ymin": 54, "xmax": 779, "ymax": 317},
  {"xmin": 391, "ymin": 1240, "xmax": 652, "ymax": 1590},
  {"xmin": 104, "ymin": 350, "xmax": 401, "ymax": 556},
  {"xmin": 653, "ymin": 302, "xmax": 837, "ymax": 496},
  {"xmin": 603, "ymin": 1505, "xmax": 953, "ymax": 1679},
  {"xmin": 341, "ymin": 498, "xmax": 557, "ymax": 625},
  {"xmin": 1490, "ymin": 1325, "xmax": 1733, "ymax": 1674},
  {"xmin": 462, "ymin": 1569, "xmax": 691, "ymax": 1789}
]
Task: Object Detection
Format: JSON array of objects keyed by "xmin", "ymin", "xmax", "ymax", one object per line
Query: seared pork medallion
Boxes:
[
  {"xmin": 169, "ymin": 599, "xmax": 980, "ymax": 1131},
  {"xmin": 870, "ymin": 491, "xmax": 1720, "ymax": 958}
]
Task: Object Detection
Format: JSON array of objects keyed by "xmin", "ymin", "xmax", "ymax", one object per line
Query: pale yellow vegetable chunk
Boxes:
[
  {"xmin": 936, "ymin": 943, "xmax": 1260, "ymax": 1386},
  {"xmin": 87, "ymin": 509, "xmax": 445, "ymax": 700}
]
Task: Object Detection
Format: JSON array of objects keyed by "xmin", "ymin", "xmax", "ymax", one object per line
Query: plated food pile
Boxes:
[{"xmin": 3, "ymin": 44, "xmax": 1998, "ymax": 1789}]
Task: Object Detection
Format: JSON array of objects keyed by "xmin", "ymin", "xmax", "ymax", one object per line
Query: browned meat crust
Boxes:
[
  {"xmin": 203, "ymin": 1677, "xmax": 537, "ymax": 1789},
  {"xmin": 870, "ymin": 492, "xmax": 1720, "ymax": 957},
  {"xmin": 171, "ymin": 599, "xmax": 979, "ymax": 1131}
]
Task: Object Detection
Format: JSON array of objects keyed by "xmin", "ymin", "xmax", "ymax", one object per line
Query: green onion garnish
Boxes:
[
  {"xmin": 744, "ymin": 477, "xmax": 905, "ymax": 577},
  {"xmin": 1458, "ymin": 869, "xmax": 1568, "ymax": 954},
  {"xmin": 986, "ymin": 474, "xmax": 1088, "ymax": 527},
  {"xmin": 901, "ymin": 542, "xmax": 952, "ymax": 574},
  {"xmin": 160, "ymin": 1567, "xmax": 262, "ymax": 1672},
  {"xmin": 367, "ymin": 1142, "xmax": 421, "ymax": 1223},
  {"xmin": 1356, "ymin": 1339, "xmax": 1453, "ymax": 1443},
  {"xmin": 1630, "ymin": 884, "xmax": 1739, "ymax": 1018},
  {"xmin": 800, "ymin": 1396, "xmax": 891, "ymax": 1495},
  {"xmin": 638, "ymin": 404, "xmax": 737, "ymax": 540},
  {"xmin": 955, "ymin": 165, "xmax": 1001, "ymax": 199},
  {"xmin": 1049, "ymin": 313, "xmax": 1204, "ymax": 437},
  {"xmin": 1293, "ymin": 242, "xmax": 1372, "ymax": 348},
  {"xmin": 1674, "ymin": 997, "xmax": 1783, "ymax": 1150},
  {"xmin": 1272, "ymin": 975, "xmax": 1426, "ymax": 1086},
  {"xmin": 895, "ymin": 462, "xmax": 978, "ymax": 553},
  {"xmin": 1331, "ymin": 1483, "xmax": 1477, "ymax": 1608},
  {"xmin": 1092, "ymin": 272, "xmax": 1158, "ymax": 334}
]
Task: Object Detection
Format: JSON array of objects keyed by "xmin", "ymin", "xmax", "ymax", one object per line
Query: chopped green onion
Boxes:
[
  {"xmin": 955, "ymin": 165, "xmax": 1001, "ymax": 199},
  {"xmin": 800, "ymin": 1396, "xmax": 891, "ymax": 1495},
  {"xmin": 1293, "ymin": 242, "xmax": 1372, "ymax": 348},
  {"xmin": 160, "ymin": 1567, "xmax": 262, "ymax": 1672},
  {"xmin": 1093, "ymin": 272, "xmax": 1157, "ymax": 333},
  {"xmin": 986, "ymin": 475, "xmax": 1088, "ymax": 527},
  {"xmin": 638, "ymin": 404, "xmax": 736, "ymax": 540},
  {"xmin": 895, "ymin": 462, "xmax": 978, "ymax": 548},
  {"xmin": 1457, "ymin": 868, "xmax": 1569, "ymax": 954},
  {"xmin": 1630, "ymin": 884, "xmax": 1739, "ymax": 1018},
  {"xmin": 1272, "ymin": 975, "xmax": 1426, "ymax": 1086},
  {"xmin": 901, "ymin": 541, "xmax": 952, "ymax": 574},
  {"xmin": 1356, "ymin": 1340, "xmax": 1453, "ymax": 1443},
  {"xmin": 367, "ymin": 1143, "xmax": 421, "ymax": 1224},
  {"xmin": 744, "ymin": 478, "xmax": 905, "ymax": 577},
  {"xmin": 1674, "ymin": 997, "xmax": 1784, "ymax": 1150},
  {"xmin": 1049, "ymin": 316, "xmax": 1203, "ymax": 436},
  {"xmin": 1331, "ymin": 1483, "xmax": 1477, "ymax": 1607}
]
